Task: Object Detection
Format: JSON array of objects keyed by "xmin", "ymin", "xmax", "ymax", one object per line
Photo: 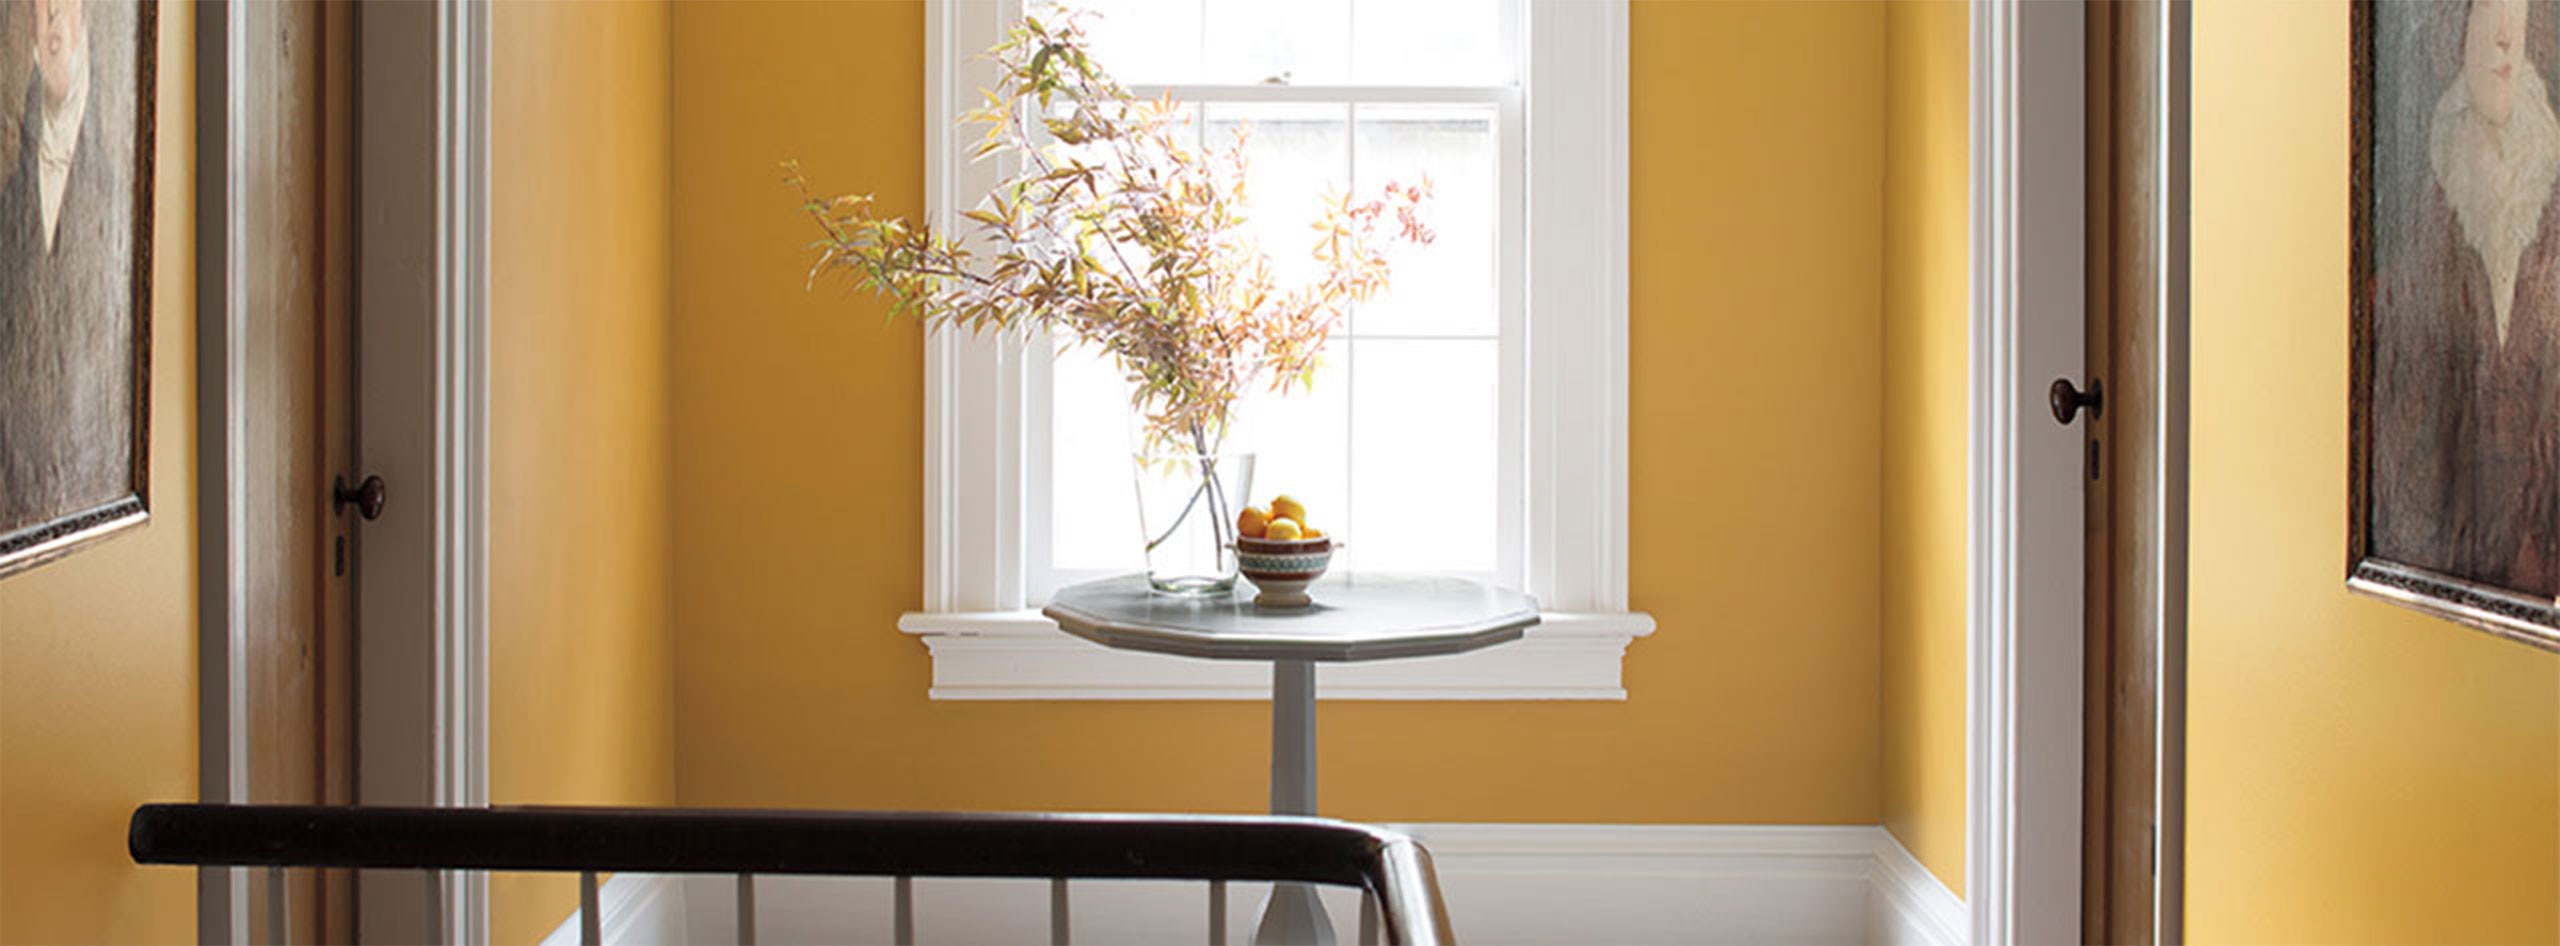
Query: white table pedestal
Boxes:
[
  {"xmin": 1254, "ymin": 660, "xmax": 1332, "ymax": 946},
  {"xmin": 1040, "ymin": 574, "xmax": 1540, "ymax": 946}
]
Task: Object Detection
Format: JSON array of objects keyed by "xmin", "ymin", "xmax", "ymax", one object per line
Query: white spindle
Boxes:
[
  {"xmin": 265, "ymin": 866, "xmax": 286, "ymax": 946},
  {"xmin": 1208, "ymin": 880, "xmax": 1228, "ymax": 946},
  {"xmin": 1050, "ymin": 877, "xmax": 1071, "ymax": 946},
  {"xmin": 894, "ymin": 876, "xmax": 915, "ymax": 946},
  {"xmin": 736, "ymin": 874, "xmax": 758, "ymax": 945},
  {"xmin": 1360, "ymin": 890, "xmax": 1379, "ymax": 946},
  {"xmin": 579, "ymin": 871, "xmax": 601, "ymax": 945}
]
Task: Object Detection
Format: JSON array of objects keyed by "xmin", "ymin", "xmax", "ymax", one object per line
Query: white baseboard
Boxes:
[
  {"xmin": 540, "ymin": 872, "xmax": 688, "ymax": 946},
  {"xmin": 1865, "ymin": 830, "xmax": 1966, "ymax": 946},
  {"xmin": 630, "ymin": 823, "xmax": 1964, "ymax": 946}
]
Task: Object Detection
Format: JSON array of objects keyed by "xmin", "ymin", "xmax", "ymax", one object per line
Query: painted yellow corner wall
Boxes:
[
  {"xmin": 1878, "ymin": 0, "xmax": 1968, "ymax": 898},
  {"xmin": 489, "ymin": 1, "xmax": 676, "ymax": 942},
  {"xmin": 2189, "ymin": 2, "xmax": 2560, "ymax": 941},
  {"xmin": 0, "ymin": 1, "xmax": 198, "ymax": 940},
  {"xmin": 669, "ymin": 0, "xmax": 1887, "ymax": 824}
]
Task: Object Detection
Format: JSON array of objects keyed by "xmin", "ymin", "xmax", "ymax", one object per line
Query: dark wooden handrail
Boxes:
[{"xmin": 129, "ymin": 803, "xmax": 1452, "ymax": 945}]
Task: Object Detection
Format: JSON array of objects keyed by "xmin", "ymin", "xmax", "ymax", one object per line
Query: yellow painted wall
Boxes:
[
  {"xmin": 489, "ymin": 1, "xmax": 676, "ymax": 942},
  {"xmin": 0, "ymin": 1, "xmax": 198, "ymax": 940},
  {"xmin": 669, "ymin": 1, "xmax": 1886, "ymax": 824},
  {"xmin": 1878, "ymin": 0, "xmax": 1968, "ymax": 897},
  {"xmin": 2189, "ymin": 1, "xmax": 2560, "ymax": 941}
]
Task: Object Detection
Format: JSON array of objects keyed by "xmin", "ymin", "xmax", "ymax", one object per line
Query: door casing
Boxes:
[
  {"xmin": 1967, "ymin": 1, "xmax": 2087, "ymax": 941},
  {"xmin": 1967, "ymin": 1, "xmax": 2190, "ymax": 941},
  {"xmin": 352, "ymin": 0, "xmax": 494, "ymax": 941},
  {"xmin": 196, "ymin": 0, "xmax": 495, "ymax": 942}
]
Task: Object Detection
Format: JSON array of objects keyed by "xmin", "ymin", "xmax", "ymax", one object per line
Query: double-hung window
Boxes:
[{"xmin": 901, "ymin": 0, "xmax": 1650, "ymax": 700}]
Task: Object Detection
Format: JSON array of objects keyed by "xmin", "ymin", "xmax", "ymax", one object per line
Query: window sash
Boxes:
[{"xmin": 1022, "ymin": 86, "xmax": 1524, "ymax": 602}]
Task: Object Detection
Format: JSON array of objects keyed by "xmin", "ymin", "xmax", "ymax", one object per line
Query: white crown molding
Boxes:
[{"xmin": 899, "ymin": 610, "xmax": 1653, "ymax": 700}]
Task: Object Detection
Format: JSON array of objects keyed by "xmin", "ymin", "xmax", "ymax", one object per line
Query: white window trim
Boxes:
[{"xmin": 905, "ymin": 0, "xmax": 1648, "ymax": 700}]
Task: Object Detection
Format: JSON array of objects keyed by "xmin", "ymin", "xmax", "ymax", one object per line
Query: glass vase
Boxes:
[{"xmin": 1132, "ymin": 450, "xmax": 1255, "ymax": 595}]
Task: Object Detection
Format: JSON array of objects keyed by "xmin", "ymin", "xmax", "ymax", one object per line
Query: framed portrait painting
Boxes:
[
  {"xmin": 0, "ymin": 0, "xmax": 155, "ymax": 577},
  {"xmin": 2351, "ymin": 0, "xmax": 2560, "ymax": 649}
]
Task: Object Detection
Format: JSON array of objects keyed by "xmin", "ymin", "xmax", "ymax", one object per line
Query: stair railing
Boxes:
[{"xmin": 128, "ymin": 803, "xmax": 1452, "ymax": 946}]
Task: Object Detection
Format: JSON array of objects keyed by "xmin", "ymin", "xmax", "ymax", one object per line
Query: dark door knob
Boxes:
[
  {"xmin": 2050, "ymin": 377, "xmax": 2104, "ymax": 424},
  {"xmin": 334, "ymin": 475, "xmax": 387, "ymax": 521}
]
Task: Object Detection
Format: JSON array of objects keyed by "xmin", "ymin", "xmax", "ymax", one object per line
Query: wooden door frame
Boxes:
[
  {"xmin": 2078, "ymin": 3, "xmax": 2191, "ymax": 941},
  {"xmin": 195, "ymin": 0, "xmax": 494, "ymax": 942}
]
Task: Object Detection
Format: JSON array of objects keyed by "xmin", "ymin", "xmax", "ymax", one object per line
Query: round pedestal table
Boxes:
[{"xmin": 1042, "ymin": 573, "xmax": 1539, "ymax": 946}]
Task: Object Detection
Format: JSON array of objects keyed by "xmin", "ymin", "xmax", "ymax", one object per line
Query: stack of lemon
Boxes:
[{"xmin": 1236, "ymin": 495, "xmax": 1324, "ymax": 541}]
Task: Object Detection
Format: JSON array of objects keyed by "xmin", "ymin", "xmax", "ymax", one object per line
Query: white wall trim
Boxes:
[
  {"xmin": 194, "ymin": 1, "xmax": 251, "ymax": 939},
  {"xmin": 540, "ymin": 875, "xmax": 690, "ymax": 946},
  {"xmin": 2153, "ymin": 4, "xmax": 2194, "ymax": 940},
  {"xmin": 356, "ymin": 0, "xmax": 493, "ymax": 939},
  {"xmin": 920, "ymin": 0, "xmax": 1028, "ymax": 615},
  {"xmin": 1522, "ymin": 0, "xmax": 1632, "ymax": 614},
  {"xmin": 1869, "ymin": 832, "xmax": 1967, "ymax": 946},
  {"xmin": 663, "ymin": 823, "xmax": 1959, "ymax": 946},
  {"xmin": 1966, "ymin": 1, "xmax": 2087, "ymax": 943},
  {"xmin": 899, "ymin": 610, "xmax": 1652, "ymax": 700}
]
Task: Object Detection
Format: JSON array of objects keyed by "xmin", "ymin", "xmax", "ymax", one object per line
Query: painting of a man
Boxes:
[
  {"xmin": 2361, "ymin": 0, "xmax": 2560, "ymax": 637},
  {"xmin": 0, "ymin": 0, "xmax": 152, "ymax": 575}
]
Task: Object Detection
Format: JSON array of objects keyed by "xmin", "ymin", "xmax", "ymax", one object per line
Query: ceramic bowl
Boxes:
[{"xmin": 1236, "ymin": 535, "xmax": 1334, "ymax": 608}]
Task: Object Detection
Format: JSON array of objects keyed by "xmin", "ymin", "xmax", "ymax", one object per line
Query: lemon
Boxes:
[
  {"xmin": 1265, "ymin": 518, "xmax": 1304, "ymax": 541},
  {"xmin": 1270, "ymin": 495, "xmax": 1308, "ymax": 526},
  {"xmin": 1237, "ymin": 506, "xmax": 1271, "ymax": 539}
]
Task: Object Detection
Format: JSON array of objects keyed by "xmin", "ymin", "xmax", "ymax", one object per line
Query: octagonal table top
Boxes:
[{"xmin": 1041, "ymin": 573, "xmax": 1541, "ymax": 663}]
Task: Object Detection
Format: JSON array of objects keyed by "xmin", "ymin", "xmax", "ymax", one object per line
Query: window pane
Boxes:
[
  {"xmin": 1348, "ymin": 339, "xmax": 1497, "ymax": 573},
  {"xmin": 1051, "ymin": 339, "xmax": 1146, "ymax": 572},
  {"xmin": 1352, "ymin": 104, "xmax": 1498, "ymax": 337},
  {"xmin": 1205, "ymin": 102, "xmax": 1350, "ymax": 290},
  {"xmin": 1352, "ymin": 0, "xmax": 1509, "ymax": 85},
  {"xmin": 1203, "ymin": 0, "xmax": 1351, "ymax": 85},
  {"xmin": 1061, "ymin": 0, "xmax": 1203, "ymax": 85},
  {"xmin": 1229, "ymin": 341, "xmax": 1351, "ymax": 544}
]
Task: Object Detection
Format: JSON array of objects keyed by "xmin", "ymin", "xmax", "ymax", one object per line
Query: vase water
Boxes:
[{"xmin": 1133, "ymin": 451, "xmax": 1254, "ymax": 595}]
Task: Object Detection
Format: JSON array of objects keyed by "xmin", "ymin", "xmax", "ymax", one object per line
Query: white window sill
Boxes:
[{"xmin": 897, "ymin": 609, "xmax": 1655, "ymax": 701}]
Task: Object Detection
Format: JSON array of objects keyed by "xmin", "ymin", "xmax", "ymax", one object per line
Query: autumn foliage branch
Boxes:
[{"xmin": 788, "ymin": 11, "xmax": 1433, "ymax": 455}]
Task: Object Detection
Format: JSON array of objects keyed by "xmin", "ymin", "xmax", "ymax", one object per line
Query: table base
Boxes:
[
  {"xmin": 1255, "ymin": 883, "xmax": 1335, "ymax": 946},
  {"xmin": 1256, "ymin": 660, "xmax": 1332, "ymax": 945}
]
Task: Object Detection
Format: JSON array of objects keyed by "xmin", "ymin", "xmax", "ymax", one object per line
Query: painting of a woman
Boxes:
[
  {"xmin": 2360, "ymin": 0, "xmax": 2560, "ymax": 640},
  {"xmin": 0, "ymin": 0, "xmax": 152, "ymax": 576}
]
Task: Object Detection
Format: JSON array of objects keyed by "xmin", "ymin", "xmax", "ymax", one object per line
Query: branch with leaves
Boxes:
[{"xmin": 788, "ymin": 11, "xmax": 1432, "ymax": 456}]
